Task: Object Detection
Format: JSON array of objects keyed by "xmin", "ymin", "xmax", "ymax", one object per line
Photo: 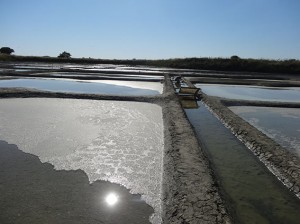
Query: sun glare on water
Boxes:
[{"xmin": 105, "ymin": 193, "xmax": 119, "ymax": 206}]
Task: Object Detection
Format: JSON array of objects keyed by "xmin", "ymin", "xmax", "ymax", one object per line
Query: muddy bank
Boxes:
[
  {"xmin": 0, "ymin": 76, "xmax": 18, "ymax": 80},
  {"xmin": 201, "ymin": 94, "xmax": 300, "ymax": 198},
  {"xmin": 0, "ymin": 88, "xmax": 164, "ymax": 104},
  {"xmin": 0, "ymin": 68, "xmax": 165, "ymax": 77},
  {"xmin": 221, "ymin": 99, "xmax": 300, "ymax": 108},
  {"xmin": 161, "ymin": 77, "xmax": 230, "ymax": 223},
  {"xmin": 0, "ymin": 72, "xmax": 163, "ymax": 82},
  {"xmin": 0, "ymin": 76, "xmax": 231, "ymax": 223},
  {"xmin": 188, "ymin": 77, "xmax": 300, "ymax": 87}
]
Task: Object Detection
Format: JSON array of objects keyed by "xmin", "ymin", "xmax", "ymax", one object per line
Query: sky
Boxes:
[{"xmin": 1, "ymin": 0, "xmax": 300, "ymax": 60}]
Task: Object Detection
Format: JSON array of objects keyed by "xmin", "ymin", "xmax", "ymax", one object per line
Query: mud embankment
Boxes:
[
  {"xmin": 202, "ymin": 94, "xmax": 300, "ymax": 198},
  {"xmin": 0, "ymin": 88, "xmax": 163, "ymax": 104},
  {"xmin": 162, "ymin": 77, "xmax": 230, "ymax": 223},
  {"xmin": 188, "ymin": 77, "xmax": 300, "ymax": 87},
  {"xmin": 222, "ymin": 99, "xmax": 300, "ymax": 108}
]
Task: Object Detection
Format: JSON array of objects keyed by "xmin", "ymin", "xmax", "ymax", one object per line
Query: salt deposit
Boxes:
[{"xmin": 0, "ymin": 98, "xmax": 164, "ymax": 223}]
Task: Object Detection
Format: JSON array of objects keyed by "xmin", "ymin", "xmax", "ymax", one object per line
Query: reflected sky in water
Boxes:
[
  {"xmin": 185, "ymin": 102, "xmax": 300, "ymax": 224},
  {"xmin": 196, "ymin": 84, "xmax": 300, "ymax": 102},
  {"xmin": 230, "ymin": 106, "xmax": 300, "ymax": 157},
  {"xmin": 105, "ymin": 193, "xmax": 119, "ymax": 206},
  {"xmin": 0, "ymin": 98, "xmax": 164, "ymax": 224},
  {"xmin": 0, "ymin": 140, "xmax": 154, "ymax": 224},
  {"xmin": 0, "ymin": 78, "xmax": 162, "ymax": 95}
]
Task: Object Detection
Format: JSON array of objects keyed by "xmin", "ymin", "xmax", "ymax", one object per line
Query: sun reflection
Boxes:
[{"xmin": 105, "ymin": 193, "xmax": 119, "ymax": 206}]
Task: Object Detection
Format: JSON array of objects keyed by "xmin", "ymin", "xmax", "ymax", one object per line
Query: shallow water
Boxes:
[
  {"xmin": 14, "ymin": 65, "xmax": 63, "ymax": 70},
  {"xmin": 8, "ymin": 63, "xmax": 167, "ymax": 74},
  {"xmin": 0, "ymin": 78, "xmax": 162, "ymax": 95},
  {"xmin": 185, "ymin": 102, "xmax": 300, "ymax": 224},
  {"xmin": 0, "ymin": 140, "xmax": 153, "ymax": 224},
  {"xmin": 229, "ymin": 106, "xmax": 300, "ymax": 157},
  {"xmin": 0, "ymin": 98, "xmax": 164, "ymax": 223},
  {"xmin": 40, "ymin": 72, "xmax": 164, "ymax": 80},
  {"xmin": 195, "ymin": 84, "xmax": 300, "ymax": 102}
]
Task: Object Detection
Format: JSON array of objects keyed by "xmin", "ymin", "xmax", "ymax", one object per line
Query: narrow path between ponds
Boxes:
[{"xmin": 185, "ymin": 101, "xmax": 300, "ymax": 224}]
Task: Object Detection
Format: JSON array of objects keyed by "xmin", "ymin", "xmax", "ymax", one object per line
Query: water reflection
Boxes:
[
  {"xmin": 179, "ymin": 96, "xmax": 199, "ymax": 109},
  {"xmin": 0, "ymin": 140, "xmax": 154, "ymax": 224},
  {"xmin": 196, "ymin": 84, "xmax": 300, "ymax": 102},
  {"xmin": 185, "ymin": 102, "xmax": 300, "ymax": 223},
  {"xmin": 230, "ymin": 106, "xmax": 300, "ymax": 157},
  {"xmin": 0, "ymin": 78, "xmax": 162, "ymax": 95},
  {"xmin": 0, "ymin": 98, "xmax": 164, "ymax": 224},
  {"xmin": 105, "ymin": 193, "xmax": 119, "ymax": 206}
]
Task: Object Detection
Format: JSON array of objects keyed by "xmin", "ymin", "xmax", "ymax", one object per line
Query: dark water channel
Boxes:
[
  {"xmin": 0, "ymin": 140, "xmax": 153, "ymax": 224},
  {"xmin": 185, "ymin": 102, "xmax": 300, "ymax": 224}
]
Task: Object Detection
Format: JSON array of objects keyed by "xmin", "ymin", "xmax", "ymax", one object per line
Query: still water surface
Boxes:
[
  {"xmin": 229, "ymin": 106, "xmax": 300, "ymax": 157},
  {"xmin": 0, "ymin": 140, "xmax": 153, "ymax": 224},
  {"xmin": 0, "ymin": 78, "xmax": 162, "ymax": 95},
  {"xmin": 0, "ymin": 98, "xmax": 164, "ymax": 224},
  {"xmin": 185, "ymin": 102, "xmax": 300, "ymax": 224},
  {"xmin": 196, "ymin": 84, "xmax": 300, "ymax": 102}
]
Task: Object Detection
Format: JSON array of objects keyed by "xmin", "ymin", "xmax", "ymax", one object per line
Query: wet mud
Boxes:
[
  {"xmin": 222, "ymin": 98, "xmax": 300, "ymax": 108},
  {"xmin": 161, "ymin": 78, "xmax": 230, "ymax": 223}
]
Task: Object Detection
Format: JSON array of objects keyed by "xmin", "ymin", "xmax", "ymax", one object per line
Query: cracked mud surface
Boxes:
[{"xmin": 161, "ymin": 78, "xmax": 230, "ymax": 223}]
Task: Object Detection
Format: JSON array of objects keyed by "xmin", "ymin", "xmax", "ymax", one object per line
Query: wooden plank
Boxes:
[
  {"xmin": 182, "ymin": 77, "xmax": 195, "ymax": 88},
  {"xmin": 179, "ymin": 87, "xmax": 200, "ymax": 95},
  {"xmin": 180, "ymin": 99, "xmax": 199, "ymax": 109}
]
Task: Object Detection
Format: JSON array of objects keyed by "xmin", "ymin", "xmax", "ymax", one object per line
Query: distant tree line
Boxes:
[
  {"xmin": 141, "ymin": 57, "xmax": 300, "ymax": 74},
  {"xmin": 1, "ymin": 52, "xmax": 300, "ymax": 75}
]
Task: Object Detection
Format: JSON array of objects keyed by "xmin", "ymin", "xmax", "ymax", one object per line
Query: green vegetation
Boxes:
[
  {"xmin": 0, "ymin": 47, "xmax": 14, "ymax": 55},
  {"xmin": 1, "ymin": 54, "xmax": 300, "ymax": 74},
  {"xmin": 144, "ymin": 57, "xmax": 300, "ymax": 74},
  {"xmin": 58, "ymin": 51, "xmax": 71, "ymax": 58},
  {"xmin": 0, "ymin": 53, "xmax": 14, "ymax": 61}
]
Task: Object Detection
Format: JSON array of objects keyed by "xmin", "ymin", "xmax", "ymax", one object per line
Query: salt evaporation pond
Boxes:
[
  {"xmin": 33, "ymin": 72, "xmax": 164, "ymax": 80},
  {"xmin": 185, "ymin": 102, "xmax": 300, "ymax": 223},
  {"xmin": 0, "ymin": 78, "xmax": 162, "ymax": 95},
  {"xmin": 196, "ymin": 84, "xmax": 300, "ymax": 102},
  {"xmin": 0, "ymin": 98, "xmax": 164, "ymax": 224},
  {"xmin": 229, "ymin": 106, "xmax": 300, "ymax": 157},
  {"xmin": 0, "ymin": 141, "xmax": 154, "ymax": 224}
]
